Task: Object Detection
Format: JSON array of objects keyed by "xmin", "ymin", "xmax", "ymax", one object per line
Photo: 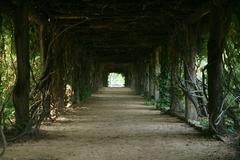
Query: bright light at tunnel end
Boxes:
[{"xmin": 108, "ymin": 72, "xmax": 125, "ymax": 87}]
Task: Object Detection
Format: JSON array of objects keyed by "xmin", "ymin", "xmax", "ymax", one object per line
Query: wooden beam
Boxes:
[
  {"xmin": 43, "ymin": 1, "xmax": 177, "ymax": 18},
  {"xmin": 29, "ymin": 9, "xmax": 49, "ymax": 25},
  {"xmin": 186, "ymin": 2, "xmax": 210, "ymax": 24}
]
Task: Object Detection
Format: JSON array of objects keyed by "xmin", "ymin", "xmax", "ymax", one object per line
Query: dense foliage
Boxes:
[
  {"xmin": 0, "ymin": 14, "xmax": 16, "ymax": 128},
  {"xmin": 147, "ymin": 17, "xmax": 240, "ymax": 136}
]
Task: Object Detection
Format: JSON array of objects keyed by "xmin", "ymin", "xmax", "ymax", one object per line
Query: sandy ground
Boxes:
[{"xmin": 2, "ymin": 87, "xmax": 238, "ymax": 160}]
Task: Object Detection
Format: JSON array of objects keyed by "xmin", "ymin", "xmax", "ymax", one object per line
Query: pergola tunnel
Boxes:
[
  {"xmin": 108, "ymin": 73, "xmax": 125, "ymax": 87},
  {"xmin": 0, "ymin": 0, "xmax": 240, "ymax": 159}
]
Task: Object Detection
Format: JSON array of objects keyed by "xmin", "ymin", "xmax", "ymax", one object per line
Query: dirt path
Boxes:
[{"xmin": 2, "ymin": 87, "xmax": 237, "ymax": 160}]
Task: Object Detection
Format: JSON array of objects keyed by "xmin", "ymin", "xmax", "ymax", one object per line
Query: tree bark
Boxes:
[
  {"xmin": 13, "ymin": 1, "xmax": 30, "ymax": 131},
  {"xmin": 207, "ymin": 0, "xmax": 231, "ymax": 134}
]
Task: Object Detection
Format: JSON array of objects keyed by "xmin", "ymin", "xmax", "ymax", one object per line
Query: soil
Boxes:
[{"xmin": 2, "ymin": 87, "xmax": 238, "ymax": 160}]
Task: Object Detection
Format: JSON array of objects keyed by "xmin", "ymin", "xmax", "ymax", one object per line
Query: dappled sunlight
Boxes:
[{"xmin": 4, "ymin": 84, "xmax": 236, "ymax": 160}]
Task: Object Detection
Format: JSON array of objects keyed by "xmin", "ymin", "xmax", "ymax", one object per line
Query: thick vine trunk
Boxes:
[
  {"xmin": 72, "ymin": 48, "xmax": 81, "ymax": 104},
  {"xmin": 143, "ymin": 63, "xmax": 150, "ymax": 97},
  {"xmin": 37, "ymin": 25, "xmax": 54, "ymax": 120},
  {"xmin": 52, "ymin": 34, "xmax": 65, "ymax": 114},
  {"xmin": 170, "ymin": 44, "xmax": 181, "ymax": 112},
  {"xmin": 78, "ymin": 51, "xmax": 92, "ymax": 101},
  {"xmin": 72, "ymin": 66, "xmax": 81, "ymax": 104},
  {"xmin": 92, "ymin": 62, "xmax": 100, "ymax": 91},
  {"xmin": 13, "ymin": 1, "xmax": 30, "ymax": 131},
  {"xmin": 207, "ymin": 0, "xmax": 230, "ymax": 134},
  {"xmin": 149, "ymin": 52, "xmax": 155, "ymax": 98},
  {"xmin": 103, "ymin": 71, "xmax": 108, "ymax": 87},
  {"xmin": 154, "ymin": 48, "xmax": 161, "ymax": 100},
  {"xmin": 135, "ymin": 59, "xmax": 145, "ymax": 94},
  {"xmin": 184, "ymin": 26, "xmax": 198, "ymax": 120},
  {"xmin": 125, "ymin": 71, "xmax": 130, "ymax": 87},
  {"xmin": 39, "ymin": 24, "xmax": 48, "ymax": 68},
  {"xmin": 184, "ymin": 48, "xmax": 198, "ymax": 120}
]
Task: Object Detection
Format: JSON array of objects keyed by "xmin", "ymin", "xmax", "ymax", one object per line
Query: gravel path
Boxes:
[{"xmin": 2, "ymin": 87, "xmax": 237, "ymax": 160}]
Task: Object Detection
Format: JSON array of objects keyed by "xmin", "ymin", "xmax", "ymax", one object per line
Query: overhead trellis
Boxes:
[{"xmin": 0, "ymin": 2, "xmax": 240, "ymax": 156}]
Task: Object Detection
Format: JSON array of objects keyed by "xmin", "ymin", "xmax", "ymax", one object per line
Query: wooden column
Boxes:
[
  {"xmin": 52, "ymin": 32, "xmax": 65, "ymax": 114},
  {"xmin": 154, "ymin": 48, "xmax": 161, "ymax": 100},
  {"xmin": 144, "ymin": 63, "xmax": 150, "ymax": 97},
  {"xmin": 207, "ymin": 0, "xmax": 231, "ymax": 133},
  {"xmin": 170, "ymin": 39, "xmax": 181, "ymax": 112},
  {"xmin": 184, "ymin": 26, "xmax": 198, "ymax": 120},
  {"xmin": 103, "ymin": 71, "xmax": 108, "ymax": 87},
  {"xmin": 99, "ymin": 64, "xmax": 104, "ymax": 88},
  {"xmin": 39, "ymin": 23, "xmax": 48, "ymax": 68},
  {"xmin": 39, "ymin": 25, "xmax": 45, "ymax": 67},
  {"xmin": 72, "ymin": 48, "xmax": 81, "ymax": 104},
  {"xmin": 130, "ymin": 64, "xmax": 136, "ymax": 90},
  {"xmin": 93, "ymin": 62, "xmax": 102, "ymax": 90},
  {"xmin": 158, "ymin": 46, "xmax": 171, "ymax": 109},
  {"xmin": 149, "ymin": 52, "xmax": 155, "ymax": 98},
  {"xmin": 13, "ymin": 1, "xmax": 30, "ymax": 130},
  {"xmin": 135, "ymin": 59, "xmax": 145, "ymax": 94},
  {"xmin": 125, "ymin": 71, "xmax": 130, "ymax": 87}
]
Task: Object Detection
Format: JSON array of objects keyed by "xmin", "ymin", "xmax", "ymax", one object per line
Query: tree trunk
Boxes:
[
  {"xmin": 13, "ymin": 1, "xmax": 30, "ymax": 131},
  {"xmin": 207, "ymin": 0, "xmax": 231, "ymax": 134}
]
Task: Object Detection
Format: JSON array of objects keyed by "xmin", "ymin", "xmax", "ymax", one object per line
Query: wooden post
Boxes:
[
  {"xmin": 13, "ymin": 1, "xmax": 30, "ymax": 131},
  {"xmin": 144, "ymin": 63, "xmax": 150, "ymax": 97},
  {"xmin": 207, "ymin": 0, "xmax": 231, "ymax": 133},
  {"xmin": 72, "ymin": 49, "xmax": 81, "ymax": 104},
  {"xmin": 149, "ymin": 52, "xmax": 155, "ymax": 98},
  {"xmin": 39, "ymin": 24, "xmax": 47, "ymax": 68},
  {"xmin": 125, "ymin": 71, "xmax": 130, "ymax": 87},
  {"xmin": 39, "ymin": 25, "xmax": 45, "ymax": 67},
  {"xmin": 130, "ymin": 64, "xmax": 136, "ymax": 90},
  {"xmin": 184, "ymin": 26, "xmax": 198, "ymax": 120},
  {"xmin": 169, "ymin": 37, "xmax": 181, "ymax": 112},
  {"xmin": 52, "ymin": 31, "xmax": 65, "ymax": 114},
  {"xmin": 154, "ymin": 47, "xmax": 161, "ymax": 100}
]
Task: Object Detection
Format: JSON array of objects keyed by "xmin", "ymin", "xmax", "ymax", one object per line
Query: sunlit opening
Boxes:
[{"xmin": 108, "ymin": 72, "xmax": 125, "ymax": 87}]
